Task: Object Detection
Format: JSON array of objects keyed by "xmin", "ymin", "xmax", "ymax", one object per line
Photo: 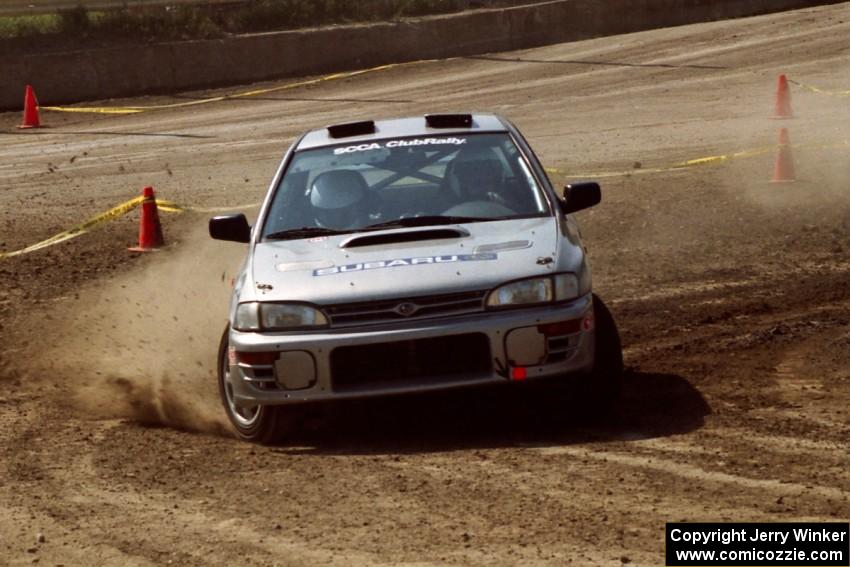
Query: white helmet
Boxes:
[{"xmin": 310, "ymin": 170, "xmax": 369, "ymax": 230}]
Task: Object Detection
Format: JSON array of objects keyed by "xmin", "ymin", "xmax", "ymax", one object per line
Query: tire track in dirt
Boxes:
[{"xmin": 535, "ymin": 445, "xmax": 849, "ymax": 503}]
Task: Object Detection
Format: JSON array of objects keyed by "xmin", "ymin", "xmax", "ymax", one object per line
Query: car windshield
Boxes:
[{"xmin": 262, "ymin": 133, "xmax": 551, "ymax": 239}]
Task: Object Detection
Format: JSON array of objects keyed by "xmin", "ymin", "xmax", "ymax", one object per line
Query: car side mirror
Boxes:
[
  {"xmin": 560, "ymin": 182, "xmax": 601, "ymax": 214},
  {"xmin": 209, "ymin": 214, "xmax": 251, "ymax": 243}
]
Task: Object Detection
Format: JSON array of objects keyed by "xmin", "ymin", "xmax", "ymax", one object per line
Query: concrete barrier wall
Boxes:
[{"xmin": 1, "ymin": 0, "xmax": 842, "ymax": 109}]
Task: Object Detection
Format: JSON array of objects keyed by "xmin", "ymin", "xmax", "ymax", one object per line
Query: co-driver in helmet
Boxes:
[{"xmin": 309, "ymin": 169, "xmax": 370, "ymax": 230}]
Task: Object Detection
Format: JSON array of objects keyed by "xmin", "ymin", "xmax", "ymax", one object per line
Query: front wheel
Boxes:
[
  {"xmin": 578, "ymin": 294, "xmax": 624, "ymax": 415},
  {"xmin": 217, "ymin": 327, "xmax": 294, "ymax": 444}
]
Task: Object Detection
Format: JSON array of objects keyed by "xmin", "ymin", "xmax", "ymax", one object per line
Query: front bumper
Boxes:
[{"xmin": 228, "ymin": 294, "xmax": 595, "ymax": 406}]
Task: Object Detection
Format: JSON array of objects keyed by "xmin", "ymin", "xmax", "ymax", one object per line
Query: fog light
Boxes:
[
  {"xmin": 236, "ymin": 351, "xmax": 278, "ymax": 365},
  {"xmin": 537, "ymin": 319, "xmax": 582, "ymax": 336}
]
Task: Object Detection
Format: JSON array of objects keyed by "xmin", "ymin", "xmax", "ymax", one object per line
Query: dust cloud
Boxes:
[
  {"xmin": 30, "ymin": 220, "xmax": 245, "ymax": 435},
  {"xmin": 616, "ymin": 107, "xmax": 847, "ymax": 261}
]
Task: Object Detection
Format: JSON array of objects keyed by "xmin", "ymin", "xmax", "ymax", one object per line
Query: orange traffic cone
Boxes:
[
  {"xmin": 18, "ymin": 85, "xmax": 41, "ymax": 129},
  {"xmin": 770, "ymin": 128, "xmax": 795, "ymax": 183},
  {"xmin": 772, "ymin": 74, "xmax": 793, "ymax": 119},
  {"xmin": 128, "ymin": 186, "xmax": 165, "ymax": 252}
]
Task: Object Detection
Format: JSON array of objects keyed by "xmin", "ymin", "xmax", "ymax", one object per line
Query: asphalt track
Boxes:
[{"xmin": 1, "ymin": 3, "xmax": 850, "ymax": 565}]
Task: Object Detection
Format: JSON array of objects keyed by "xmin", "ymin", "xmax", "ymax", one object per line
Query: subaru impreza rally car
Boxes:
[{"xmin": 210, "ymin": 113, "xmax": 623, "ymax": 443}]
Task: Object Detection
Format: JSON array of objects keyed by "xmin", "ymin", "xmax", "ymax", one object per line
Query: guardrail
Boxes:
[{"xmin": 0, "ymin": 0, "xmax": 246, "ymax": 17}]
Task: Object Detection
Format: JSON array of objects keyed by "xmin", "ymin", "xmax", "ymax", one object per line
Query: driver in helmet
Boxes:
[
  {"xmin": 445, "ymin": 146, "xmax": 507, "ymax": 201},
  {"xmin": 310, "ymin": 169, "xmax": 370, "ymax": 230},
  {"xmin": 444, "ymin": 145, "xmax": 534, "ymax": 214}
]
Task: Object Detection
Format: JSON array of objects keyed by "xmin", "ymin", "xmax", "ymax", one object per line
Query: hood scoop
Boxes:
[{"xmin": 341, "ymin": 228, "xmax": 468, "ymax": 248}]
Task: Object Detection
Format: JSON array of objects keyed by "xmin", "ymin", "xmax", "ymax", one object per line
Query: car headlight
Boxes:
[
  {"xmin": 234, "ymin": 302, "xmax": 328, "ymax": 331},
  {"xmin": 234, "ymin": 302, "xmax": 260, "ymax": 331},
  {"xmin": 486, "ymin": 274, "xmax": 584, "ymax": 308}
]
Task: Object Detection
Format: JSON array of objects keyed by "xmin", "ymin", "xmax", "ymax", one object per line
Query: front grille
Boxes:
[
  {"xmin": 330, "ymin": 333, "xmax": 491, "ymax": 391},
  {"xmin": 323, "ymin": 290, "xmax": 487, "ymax": 327}
]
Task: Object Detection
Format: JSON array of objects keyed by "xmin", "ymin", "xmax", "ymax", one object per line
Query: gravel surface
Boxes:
[{"xmin": 1, "ymin": 3, "xmax": 849, "ymax": 565}]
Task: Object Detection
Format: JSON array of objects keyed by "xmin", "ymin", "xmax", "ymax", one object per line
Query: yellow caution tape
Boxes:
[
  {"xmin": 0, "ymin": 196, "xmax": 143, "ymax": 259},
  {"xmin": 41, "ymin": 59, "xmax": 441, "ymax": 115},
  {"xmin": 0, "ymin": 196, "xmax": 261, "ymax": 260},
  {"xmin": 787, "ymin": 78, "xmax": 850, "ymax": 96},
  {"xmin": 547, "ymin": 140, "xmax": 850, "ymax": 179},
  {"xmin": 673, "ymin": 145, "xmax": 775, "ymax": 167},
  {"xmin": 189, "ymin": 203, "xmax": 263, "ymax": 213},
  {"xmin": 154, "ymin": 199, "xmax": 262, "ymax": 213},
  {"xmin": 6, "ymin": 134, "xmax": 847, "ymax": 258},
  {"xmin": 39, "ymin": 106, "xmax": 144, "ymax": 115},
  {"xmin": 35, "ymin": 67, "xmax": 850, "ymax": 116},
  {"xmin": 156, "ymin": 204, "xmax": 184, "ymax": 213},
  {"xmin": 547, "ymin": 145, "xmax": 779, "ymax": 178}
]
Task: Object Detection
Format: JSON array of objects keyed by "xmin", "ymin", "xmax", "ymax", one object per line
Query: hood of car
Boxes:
[{"xmin": 246, "ymin": 217, "xmax": 577, "ymax": 305}]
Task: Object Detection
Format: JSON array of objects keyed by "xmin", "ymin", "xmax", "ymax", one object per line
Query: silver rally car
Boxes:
[{"xmin": 210, "ymin": 113, "xmax": 623, "ymax": 443}]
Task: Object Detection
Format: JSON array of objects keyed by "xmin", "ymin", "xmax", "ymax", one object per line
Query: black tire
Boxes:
[
  {"xmin": 534, "ymin": 295, "xmax": 623, "ymax": 421},
  {"xmin": 577, "ymin": 294, "xmax": 624, "ymax": 415},
  {"xmin": 217, "ymin": 326, "xmax": 295, "ymax": 444}
]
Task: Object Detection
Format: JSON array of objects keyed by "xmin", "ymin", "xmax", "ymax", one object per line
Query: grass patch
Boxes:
[
  {"xmin": 0, "ymin": 14, "xmax": 60, "ymax": 38},
  {"xmin": 0, "ymin": 0, "xmax": 479, "ymax": 43},
  {"xmin": 230, "ymin": 0, "xmax": 464, "ymax": 33}
]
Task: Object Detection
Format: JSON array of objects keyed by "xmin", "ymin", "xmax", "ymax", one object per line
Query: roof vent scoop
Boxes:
[
  {"xmin": 327, "ymin": 120, "xmax": 376, "ymax": 138},
  {"xmin": 425, "ymin": 114, "xmax": 473, "ymax": 129}
]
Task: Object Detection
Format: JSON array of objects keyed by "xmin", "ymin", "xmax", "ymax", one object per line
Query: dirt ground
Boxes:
[{"xmin": 1, "ymin": 3, "xmax": 849, "ymax": 565}]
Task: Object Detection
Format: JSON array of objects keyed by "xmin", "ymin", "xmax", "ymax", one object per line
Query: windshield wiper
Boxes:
[
  {"xmin": 264, "ymin": 227, "xmax": 350, "ymax": 240},
  {"xmin": 265, "ymin": 215, "xmax": 510, "ymax": 240},
  {"xmin": 362, "ymin": 215, "xmax": 502, "ymax": 230}
]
